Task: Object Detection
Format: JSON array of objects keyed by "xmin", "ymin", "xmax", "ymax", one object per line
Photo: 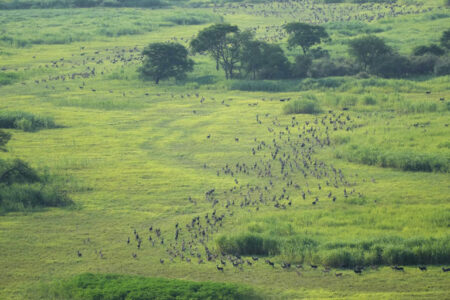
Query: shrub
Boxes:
[
  {"xmin": 0, "ymin": 158, "xmax": 41, "ymax": 185},
  {"xmin": 409, "ymin": 55, "xmax": 439, "ymax": 75},
  {"xmin": 0, "ymin": 111, "xmax": 57, "ymax": 132},
  {"xmin": 216, "ymin": 234, "xmax": 279, "ymax": 256},
  {"xmin": 362, "ymin": 95, "xmax": 377, "ymax": 105},
  {"xmin": 283, "ymin": 99, "xmax": 322, "ymax": 114},
  {"xmin": 370, "ymin": 54, "xmax": 410, "ymax": 78}
]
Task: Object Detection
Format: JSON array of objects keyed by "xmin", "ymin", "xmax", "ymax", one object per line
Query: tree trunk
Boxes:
[{"xmin": 155, "ymin": 77, "xmax": 160, "ymax": 84}]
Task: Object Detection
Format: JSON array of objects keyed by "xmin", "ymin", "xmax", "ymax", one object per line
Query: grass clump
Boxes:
[
  {"xmin": 0, "ymin": 111, "xmax": 58, "ymax": 132},
  {"xmin": 216, "ymin": 234, "xmax": 279, "ymax": 256},
  {"xmin": 283, "ymin": 99, "xmax": 322, "ymax": 115},
  {"xmin": 37, "ymin": 273, "xmax": 260, "ymax": 300}
]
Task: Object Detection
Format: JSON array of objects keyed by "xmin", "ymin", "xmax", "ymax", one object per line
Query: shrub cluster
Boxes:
[
  {"xmin": 0, "ymin": 158, "xmax": 73, "ymax": 213},
  {"xmin": 39, "ymin": 273, "xmax": 260, "ymax": 300}
]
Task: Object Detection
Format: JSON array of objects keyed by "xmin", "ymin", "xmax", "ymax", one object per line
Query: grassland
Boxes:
[{"xmin": 0, "ymin": 0, "xmax": 449, "ymax": 299}]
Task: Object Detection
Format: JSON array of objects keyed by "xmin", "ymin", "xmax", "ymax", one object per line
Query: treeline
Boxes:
[
  {"xmin": 0, "ymin": 0, "xmax": 167, "ymax": 9},
  {"xmin": 139, "ymin": 23, "xmax": 450, "ymax": 84}
]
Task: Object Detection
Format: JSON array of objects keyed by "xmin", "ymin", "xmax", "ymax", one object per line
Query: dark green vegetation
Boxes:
[
  {"xmin": 37, "ymin": 273, "xmax": 259, "ymax": 300},
  {"xmin": 139, "ymin": 42, "xmax": 193, "ymax": 84},
  {"xmin": 0, "ymin": 111, "xmax": 58, "ymax": 132},
  {"xmin": 0, "ymin": 134, "xmax": 72, "ymax": 213},
  {"xmin": 0, "ymin": 0, "xmax": 449, "ymax": 299}
]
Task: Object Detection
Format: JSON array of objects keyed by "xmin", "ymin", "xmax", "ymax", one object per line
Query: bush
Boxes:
[
  {"xmin": 38, "ymin": 273, "xmax": 261, "ymax": 300},
  {"xmin": 283, "ymin": 99, "xmax": 322, "ymax": 114},
  {"xmin": 371, "ymin": 54, "xmax": 410, "ymax": 78},
  {"xmin": 409, "ymin": 55, "xmax": 439, "ymax": 75},
  {"xmin": 0, "ymin": 158, "xmax": 41, "ymax": 185},
  {"xmin": 216, "ymin": 234, "xmax": 279, "ymax": 256},
  {"xmin": 0, "ymin": 111, "xmax": 58, "ymax": 132},
  {"xmin": 413, "ymin": 44, "xmax": 445, "ymax": 56}
]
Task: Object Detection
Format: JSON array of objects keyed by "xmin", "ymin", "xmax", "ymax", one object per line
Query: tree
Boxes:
[
  {"xmin": 139, "ymin": 42, "xmax": 193, "ymax": 84},
  {"xmin": 191, "ymin": 24, "xmax": 251, "ymax": 79},
  {"xmin": 348, "ymin": 35, "xmax": 392, "ymax": 71},
  {"xmin": 440, "ymin": 28, "xmax": 450, "ymax": 50},
  {"xmin": 240, "ymin": 41, "xmax": 291, "ymax": 79},
  {"xmin": 283, "ymin": 22, "xmax": 329, "ymax": 55},
  {"xmin": 0, "ymin": 130, "xmax": 11, "ymax": 152}
]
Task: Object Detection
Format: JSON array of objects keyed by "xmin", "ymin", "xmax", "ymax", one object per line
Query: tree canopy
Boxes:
[
  {"xmin": 348, "ymin": 35, "xmax": 393, "ymax": 71},
  {"xmin": 283, "ymin": 22, "xmax": 329, "ymax": 55},
  {"xmin": 139, "ymin": 42, "xmax": 193, "ymax": 84},
  {"xmin": 190, "ymin": 24, "xmax": 251, "ymax": 79}
]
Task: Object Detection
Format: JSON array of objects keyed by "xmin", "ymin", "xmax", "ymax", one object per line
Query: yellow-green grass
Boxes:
[{"xmin": 0, "ymin": 2, "xmax": 450, "ymax": 299}]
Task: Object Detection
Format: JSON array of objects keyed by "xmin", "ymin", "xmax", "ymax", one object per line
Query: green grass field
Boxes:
[{"xmin": 0, "ymin": 0, "xmax": 449, "ymax": 299}]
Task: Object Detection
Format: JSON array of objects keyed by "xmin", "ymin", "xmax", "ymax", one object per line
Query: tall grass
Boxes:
[
  {"xmin": 283, "ymin": 99, "xmax": 322, "ymax": 114},
  {"xmin": 336, "ymin": 145, "xmax": 449, "ymax": 172},
  {"xmin": 37, "ymin": 273, "xmax": 260, "ymax": 300},
  {"xmin": 0, "ymin": 111, "xmax": 58, "ymax": 132}
]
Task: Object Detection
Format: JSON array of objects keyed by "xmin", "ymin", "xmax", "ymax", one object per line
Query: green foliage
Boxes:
[
  {"xmin": 139, "ymin": 42, "xmax": 194, "ymax": 84},
  {"xmin": 284, "ymin": 22, "xmax": 330, "ymax": 55},
  {"xmin": 309, "ymin": 58, "xmax": 359, "ymax": 78},
  {"xmin": 216, "ymin": 234, "xmax": 279, "ymax": 256},
  {"xmin": 283, "ymin": 99, "xmax": 322, "ymax": 114},
  {"xmin": 0, "ymin": 0, "xmax": 168, "ymax": 9},
  {"xmin": 190, "ymin": 23, "xmax": 245, "ymax": 79},
  {"xmin": 0, "ymin": 111, "xmax": 57, "ymax": 132},
  {"xmin": 371, "ymin": 54, "xmax": 411, "ymax": 78},
  {"xmin": 348, "ymin": 35, "xmax": 393, "ymax": 70},
  {"xmin": 39, "ymin": 273, "xmax": 260, "ymax": 300}
]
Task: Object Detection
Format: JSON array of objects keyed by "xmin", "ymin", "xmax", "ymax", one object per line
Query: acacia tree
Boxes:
[
  {"xmin": 190, "ymin": 24, "xmax": 251, "ymax": 79},
  {"xmin": 283, "ymin": 22, "xmax": 329, "ymax": 55},
  {"xmin": 139, "ymin": 42, "xmax": 194, "ymax": 84},
  {"xmin": 348, "ymin": 35, "xmax": 393, "ymax": 71}
]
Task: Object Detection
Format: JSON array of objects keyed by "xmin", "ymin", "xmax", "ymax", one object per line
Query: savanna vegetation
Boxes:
[{"xmin": 0, "ymin": 0, "xmax": 449, "ymax": 299}]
